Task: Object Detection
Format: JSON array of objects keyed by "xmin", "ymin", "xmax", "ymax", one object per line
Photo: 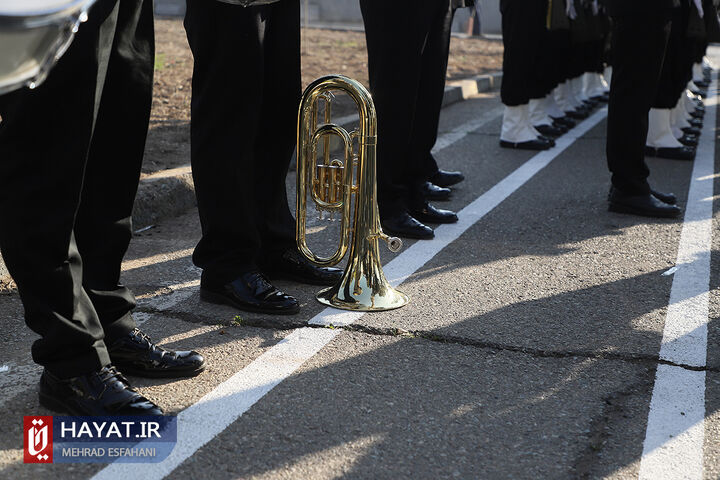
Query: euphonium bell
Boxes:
[{"xmin": 296, "ymin": 75, "xmax": 408, "ymax": 311}]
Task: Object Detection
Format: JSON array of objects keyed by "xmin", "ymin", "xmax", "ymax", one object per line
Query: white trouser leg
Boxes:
[
  {"xmin": 671, "ymin": 101, "xmax": 692, "ymax": 130},
  {"xmin": 693, "ymin": 63, "xmax": 704, "ymax": 83},
  {"xmin": 544, "ymin": 93, "xmax": 565, "ymax": 118},
  {"xmin": 529, "ymin": 98, "xmax": 553, "ymax": 126},
  {"xmin": 501, "ymin": 104, "xmax": 539, "ymax": 143},
  {"xmin": 603, "ymin": 66, "xmax": 612, "ymax": 85},
  {"xmin": 647, "ymin": 108, "xmax": 683, "ymax": 148}
]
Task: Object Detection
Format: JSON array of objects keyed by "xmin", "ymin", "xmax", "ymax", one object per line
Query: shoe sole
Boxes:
[
  {"xmin": 114, "ymin": 364, "xmax": 206, "ymax": 379},
  {"xmin": 410, "ymin": 215, "xmax": 459, "ymax": 225},
  {"xmin": 608, "ymin": 202, "xmax": 680, "ymax": 218},
  {"xmin": 39, "ymin": 392, "xmax": 77, "ymax": 414},
  {"xmin": 381, "ymin": 226, "xmax": 434, "ymax": 240},
  {"xmin": 264, "ymin": 270, "xmax": 341, "ymax": 287},
  {"xmin": 200, "ymin": 289, "xmax": 300, "ymax": 315}
]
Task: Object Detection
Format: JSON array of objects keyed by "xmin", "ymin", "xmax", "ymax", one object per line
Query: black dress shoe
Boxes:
[
  {"xmin": 534, "ymin": 124, "xmax": 564, "ymax": 138},
  {"xmin": 262, "ymin": 248, "xmax": 343, "ymax": 286},
  {"xmin": 421, "ymin": 181, "xmax": 451, "ymax": 200},
  {"xmin": 39, "ymin": 366, "xmax": 163, "ymax": 415},
  {"xmin": 538, "ymin": 135, "xmax": 556, "ymax": 147},
  {"xmin": 566, "ymin": 108, "xmax": 589, "ymax": 120},
  {"xmin": 690, "ymin": 109, "xmax": 704, "ymax": 118},
  {"xmin": 551, "ymin": 116, "xmax": 576, "ymax": 128},
  {"xmin": 108, "ymin": 328, "xmax": 205, "ymax": 378},
  {"xmin": 609, "ymin": 186, "xmax": 677, "ymax": 206},
  {"xmin": 429, "ymin": 169, "xmax": 465, "ymax": 187},
  {"xmin": 689, "ymin": 117, "xmax": 703, "ymax": 128},
  {"xmin": 651, "ymin": 189, "xmax": 677, "ymax": 205},
  {"xmin": 200, "ymin": 271, "xmax": 300, "ymax": 315},
  {"xmin": 409, "ymin": 202, "xmax": 458, "ymax": 224},
  {"xmin": 678, "ymin": 134, "xmax": 699, "ymax": 147},
  {"xmin": 645, "ymin": 145, "xmax": 696, "ymax": 160},
  {"xmin": 608, "ymin": 190, "xmax": 681, "ymax": 218},
  {"xmin": 381, "ymin": 212, "xmax": 434, "ymax": 240},
  {"xmin": 499, "ymin": 138, "xmax": 553, "ymax": 150},
  {"xmin": 682, "ymin": 125, "xmax": 702, "ymax": 136}
]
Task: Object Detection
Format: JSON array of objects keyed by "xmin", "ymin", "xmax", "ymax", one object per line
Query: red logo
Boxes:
[{"xmin": 23, "ymin": 416, "xmax": 53, "ymax": 463}]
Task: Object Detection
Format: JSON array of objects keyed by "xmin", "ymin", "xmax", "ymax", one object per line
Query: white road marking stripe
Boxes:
[
  {"xmin": 92, "ymin": 107, "xmax": 607, "ymax": 480},
  {"xmin": 639, "ymin": 79, "xmax": 717, "ymax": 480}
]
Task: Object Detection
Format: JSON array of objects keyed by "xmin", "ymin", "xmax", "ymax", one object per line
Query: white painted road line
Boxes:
[
  {"xmin": 639, "ymin": 79, "xmax": 717, "ymax": 480},
  {"xmin": 92, "ymin": 107, "xmax": 608, "ymax": 480}
]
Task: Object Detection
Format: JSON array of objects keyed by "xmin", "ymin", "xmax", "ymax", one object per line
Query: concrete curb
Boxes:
[{"xmin": 0, "ymin": 71, "xmax": 503, "ymax": 287}]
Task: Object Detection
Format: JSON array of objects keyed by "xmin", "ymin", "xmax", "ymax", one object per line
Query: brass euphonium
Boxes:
[{"xmin": 296, "ymin": 75, "xmax": 408, "ymax": 311}]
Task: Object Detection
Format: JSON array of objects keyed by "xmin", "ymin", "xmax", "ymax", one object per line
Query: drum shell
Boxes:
[{"xmin": 0, "ymin": 0, "xmax": 94, "ymax": 95}]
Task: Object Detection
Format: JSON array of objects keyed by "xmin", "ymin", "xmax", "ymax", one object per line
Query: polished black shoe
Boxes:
[
  {"xmin": 689, "ymin": 117, "xmax": 703, "ymax": 128},
  {"xmin": 262, "ymin": 248, "xmax": 343, "ymax": 286},
  {"xmin": 566, "ymin": 108, "xmax": 589, "ymax": 120},
  {"xmin": 39, "ymin": 366, "xmax": 163, "ymax": 415},
  {"xmin": 538, "ymin": 135, "xmax": 556, "ymax": 147},
  {"xmin": 690, "ymin": 109, "xmax": 704, "ymax": 118},
  {"xmin": 534, "ymin": 124, "xmax": 564, "ymax": 138},
  {"xmin": 108, "ymin": 328, "xmax": 205, "ymax": 378},
  {"xmin": 609, "ymin": 186, "xmax": 677, "ymax": 206},
  {"xmin": 421, "ymin": 181, "xmax": 451, "ymax": 200},
  {"xmin": 678, "ymin": 134, "xmax": 699, "ymax": 147},
  {"xmin": 429, "ymin": 169, "xmax": 465, "ymax": 187},
  {"xmin": 381, "ymin": 212, "xmax": 434, "ymax": 240},
  {"xmin": 499, "ymin": 138, "xmax": 552, "ymax": 150},
  {"xmin": 651, "ymin": 189, "xmax": 677, "ymax": 205},
  {"xmin": 200, "ymin": 271, "xmax": 300, "ymax": 315},
  {"xmin": 644, "ymin": 145, "xmax": 696, "ymax": 160},
  {"xmin": 608, "ymin": 190, "xmax": 681, "ymax": 218},
  {"xmin": 681, "ymin": 125, "xmax": 702, "ymax": 136},
  {"xmin": 551, "ymin": 116, "xmax": 576, "ymax": 129},
  {"xmin": 409, "ymin": 202, "xmax": 458, "ymax": 224}
]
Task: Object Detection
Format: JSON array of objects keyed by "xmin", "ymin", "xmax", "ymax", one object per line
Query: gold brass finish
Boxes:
[{"xmin": 296, "ymin": 75, "xmax": 408, "ymax": 311}]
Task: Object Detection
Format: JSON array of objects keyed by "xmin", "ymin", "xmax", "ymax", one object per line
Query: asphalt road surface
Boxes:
[{"xmin": 3, "ymin": 73, "xmax": 720, "ymax": 479}]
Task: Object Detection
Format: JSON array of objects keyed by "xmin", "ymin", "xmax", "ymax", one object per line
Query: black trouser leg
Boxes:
[
  {"xmin": 0, "ymin": 0, "xmax": 146, "ymax": 378},
  {"xmin": 607, "ymin": 13, "xmax": 671, "ymax": 195},
  {"xmin": 254, "ymin": 0, "xmax": 300, "ymax": 258},
  {"xmin": 75, "ymin": 0, "xmax": 155, "ymax": 343},
  {"xmin": 360, "ymin": 0, "xmax": 446, "ymax": 217},
  {"xmin": 409, "ymin": 4, "xmax": 455, "ymax": 181},
  {"xmin": 500, "ymin": 0, "xmax": 543, "ymax": 106},
  {"xmin": 184, "ymin": 0, "xmax": 298, "ymax": 282}
]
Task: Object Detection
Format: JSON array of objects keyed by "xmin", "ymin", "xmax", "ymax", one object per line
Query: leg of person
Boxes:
[
  {"xmin": 606, "ymin": 11, "xmax": 680, "ymax": 218},
  {"xmin": 0, "ymin": 0, "xmax": 161, "ymax": 414},
  {"xmin": 184, "ymin": 0, "xmax": 299, "ymax": 314},
  {"xmin": 253, "ymin": 0, "xmax": 342, "ymax": 287},
  {"xmin": 499, "ymin": 0, "xmax": 552, "ymax": 150},
  {"xmin": 360, "ymin": 0, "xmax": 436, "ymax": 239},
  {"xmin": 409, "ymin": 2, "xmax": 465, "ymax": 189},
  {"xmin": 76, "ymin": 0, "xmax": 204, "ymax": 377}
]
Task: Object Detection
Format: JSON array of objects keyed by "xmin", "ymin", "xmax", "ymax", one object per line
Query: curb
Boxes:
[{"xmin": 0, "ymin": 71, "xmax": 503, "ymax": 288}]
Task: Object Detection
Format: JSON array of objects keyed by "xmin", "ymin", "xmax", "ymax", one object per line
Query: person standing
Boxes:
[
  {"xmin": 605, "ymin": 0, "xmax": 682, "ymax": 218},
  {"xmin": 183, "ymin": 0, "xmax": 342, "ymax": 315},
  {"xmin": 0, "ymin": 0, "xmax": 205, "ymax": 415},
  {"xmin": 360, "ymin": 0, "xmax": 464, "ymax": 240}
]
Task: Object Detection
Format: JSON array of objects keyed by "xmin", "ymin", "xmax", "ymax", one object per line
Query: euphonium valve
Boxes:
[{"xmin": 296, "ymin": 75, "xmax": 408, "ymax": 311}]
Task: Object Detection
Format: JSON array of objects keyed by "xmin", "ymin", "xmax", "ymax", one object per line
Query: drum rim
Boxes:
[{"xmin": 0, "ymin": 0, "xmax": 94, "ymax": 29}]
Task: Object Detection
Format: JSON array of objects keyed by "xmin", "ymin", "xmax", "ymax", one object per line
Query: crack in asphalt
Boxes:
[{"xmin": 142, "ymin": 305, "xmax": 720, "ymax": 374}]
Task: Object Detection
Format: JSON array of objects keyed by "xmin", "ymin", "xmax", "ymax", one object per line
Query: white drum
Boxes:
[{"xmin": 0, "ymin": 0, "xmax": 96, "ymax": 95}]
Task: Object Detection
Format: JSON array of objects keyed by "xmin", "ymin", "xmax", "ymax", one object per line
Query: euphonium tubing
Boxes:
[{"xmin": 296, "ymin": 75, "xmax": 408, "ymax": 311}]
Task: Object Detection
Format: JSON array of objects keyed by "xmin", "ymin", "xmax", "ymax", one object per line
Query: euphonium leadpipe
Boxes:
[{"xmin": 296, "ymin": 75, "xmax": 408, "ymax": 311}]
